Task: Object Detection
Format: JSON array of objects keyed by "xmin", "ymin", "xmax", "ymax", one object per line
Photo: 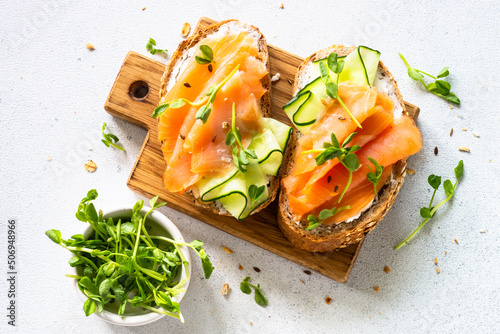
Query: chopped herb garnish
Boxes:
[
  {"xmin": 225, "ymin": 103, "xmax": 257, "ymax": 173},
  {"xmin": 146, "ymin": 38, "xmax": 167, "ymax": 55},
  {"xmin": 306, "ymin": 205, "xmax": 351, "ymax": 230},
  {"xmin": 195, "ymin": 45, "xmax": 214, "ymax": 65},
  {"xmin": 248, "ymin": 184, "xmax": 266, "ymax": 212},
  {"xmin": 101, "ymin": 122, "xmax": 125, "ymax": 151},
  {"xmin": 395, "ymin": 160, "xmax": 464, "ymax": 250},
  {"xmin": 321, "ymin": 53, "xmax": 362, "ymax": 128},
  {"xmin": 399, "ymin": 53, "xmax": 460, "ymax": 105},
  {"xmin": 46, "ymin": 190, "xmax": 213, "ymax": 322},
  {"xmin": 152, "ymin": 65, "xmax": 240, "ymax": 124},
  {"xmin": 302, "ymin": 132, "xmax": 360, "ymax": 202},
  {"xmin": 240, "ymin": 277, "xmax": 267, "ymax": 306},
  {"xmin": 366, "ymin": 157, "xmax": 384, "ymax": 197}
]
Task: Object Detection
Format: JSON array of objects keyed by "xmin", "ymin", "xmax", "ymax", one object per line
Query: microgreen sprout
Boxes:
[
  {"xmin": 225, "ymin": 103, "xmax": 258, "ymax": 173},
  {"xmin": 395, "ymin": 160, "xmax": 464, "ymax": 250},
  {"xmin": 306, "ymin": 205, "xmax": 351, "ymax": 230},
  {"xmin": 399, "ymin": 53, "xmax": 460, "ymax": 105},
  {"xmin": 248, "ymin": 184, "xmax": 266, "ymax": 212},
  {"xmin": 101, "ymin": 122, "xmax": 125, "ymax": 151},
  {"xmin": 195, "ymin": 45, "xmax": 214, "ymax": 65},
  {"xmin": 152, "ymin": 65, "xmax": 240, "ymax": 124},
  {"xmin": 45, "ymin": 190, "xmax": 214, "ymax": 322},
  {"xmin": 366, "ymin": 157, "xmax": 384, "ymax": 197},
  {"xmin": 320, "ymin": 53, "xmax": 362, "ymax": 128},
  {"xmin": 146, "ymin": 38, "xmax": 167, "ymax": 55},
  {"xmin": 302, "ymin": 132, "xmax": 360, "ymax": 202},
  {"xmin": 240, "ymin": 276, "xmax": 267, "ymax": 306}
]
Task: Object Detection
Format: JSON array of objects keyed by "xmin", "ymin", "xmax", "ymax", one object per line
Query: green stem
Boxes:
[
  {"xmin": 65, "ymin": 274, "xmax": 84, "ymax": 279},
  {"xmin": 415, "ymin": 69, "xmax": 437, "ymax": 80},
  {"xmin": 428, "ymin": 188, "xmax": 437, "ymax": 210},
  {"xmin": 137, "ymin": 304, "xmax": 182, "ymax": 321},
  {"xmin": 337, "ymin": 95, "xmax": 362, "ymax": 128},
  {"xmin": 338, "ymin": 169, "xmax": 352, "ymax": 203},
  {"xmin": 301, "ymin": 149, "xmax": 326, "ymax": 155},
  {"xmin": 399, "ymin": 53, "xmax": 411, "ymax": 68}
]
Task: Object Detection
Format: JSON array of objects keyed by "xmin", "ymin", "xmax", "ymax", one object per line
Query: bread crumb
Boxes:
[
  {"xmin": 47, "ymin": 155, "xmax": 52, "ymax": 161},
  {"xmin": 222, "ymin": 122, "xmax": 229, "ymax": 129},
  {"xmin": 280, "ymin": 2, "xmax": 284, "ymax": 9},
  {"xmin": 438, "ymin": 226, "xmax": 440, "ymax": 229},
  {"xmin": 89, "ymin": 147, "xmax": 93, "ymax": 151},
  {"xmin": 480, "ymin": 229, "xmax": 487, "ymax": 233},
  {"xmin": 406, "ymin": 168, "xmax": 415, "ymax": 175},
  {"xmin": 462, "ymin": 128, "xmax": 467, "ymax": 131},
  {"xmin": 85, "ymin": 43, "xmax": 95, "ymax": 50},
  {"xmin": 434, "ymin": 258, "xmax": 438, "ymax": 265},
  {"xmin": 383, "ymin": 266, "xmax": 391, "ymax": 273},
  {"xmin": 250, "ymin": 321, "xmax": 253, "ymax": 326},
  {"xmin": 222, "ymin": 246, "xmax": 233, "ymax": 254},
  {"xmin": 379, "ymin": 312, "xmax": 381, "ymax": 315},
  {"xmin": 84, "ymin": 160, "xmax": 97, "ymax": 173},
  {"xmin": 373, "ymin": 286, "xmax": 380, "ymax": 292},
  {"xmin": 454, "ymin": 238, "xmax": 459, "ymax": 244},
  {"xmin": 458, "ymin": 147, "xmax": 470, "ymax": 153},
  {"xmin": 222, "ymin": 283, "xmax": 229, "ymax": 295},
  {"xmin": 181, "ymin": 22, "xmax": 191, "ymax": 37},
  {"xmin": 325, "ymin": 297, "xmax": 332, "ymax": 305},
  {"xmin": 238, "ymin": 264, "xmax": 243, "ymax": 270},
  {"xmin": 450, "ymin": 128, "xmax": 453, "ymax": 136},
  {"xmin": 300, "ymin": 280, "xmax": 305, "ymax": 284},
  {"xmin": 141, "ymin": 6, "xmax": 146, "ymax": 10},
  {"xmin": 445, "ymin": 251, "xmax": 447, "ymax": 255},
  {"xmin": 472, "ymin": 131, "xmax": 480, "ymax": 138},
  {"xmin": 436, "ymin": 267, "xmax": 441, "ymax": 274},
  {"xmin": 271, "ymin": 73, "xmax": 281, "ymax": 82}
]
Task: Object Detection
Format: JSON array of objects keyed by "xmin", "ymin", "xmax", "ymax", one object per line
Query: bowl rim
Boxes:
[{"xmin": 70, "ymin": 205, "xmax": 192, "ymax": 326}]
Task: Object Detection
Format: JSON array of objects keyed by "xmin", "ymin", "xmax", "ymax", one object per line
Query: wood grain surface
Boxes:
[{"xmin": 104, "ymin": 17, "xmax": 420, "ymax": 283}]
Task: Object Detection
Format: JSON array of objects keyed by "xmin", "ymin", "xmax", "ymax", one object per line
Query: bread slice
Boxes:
[
  {"xmin": 158, "ymin": 20, "xmax": 285, "ymax": 217},
  {"xmin": 278, "ymin": 45, "xmax": 412, "ymax": 252}
]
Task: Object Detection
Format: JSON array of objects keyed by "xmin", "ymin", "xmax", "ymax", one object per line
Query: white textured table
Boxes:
[{"xmin": 1, "ymin": 1, "xmax": 499, "ymax": 333}]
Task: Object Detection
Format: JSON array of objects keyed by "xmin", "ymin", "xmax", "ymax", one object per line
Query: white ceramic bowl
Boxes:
[{"xmin": 71, "ymin": 206, "xmax": 191, "ymax": 326}]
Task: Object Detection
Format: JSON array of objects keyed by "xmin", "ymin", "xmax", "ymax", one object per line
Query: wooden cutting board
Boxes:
[{"xmin": 104, "ymin": 17, "xmax": 419, "ymax": 283}]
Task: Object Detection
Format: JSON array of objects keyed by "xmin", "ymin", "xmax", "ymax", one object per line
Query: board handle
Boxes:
[{"xmin": 104, "ymin": 51, "xmax": 165, "ymax": 131}]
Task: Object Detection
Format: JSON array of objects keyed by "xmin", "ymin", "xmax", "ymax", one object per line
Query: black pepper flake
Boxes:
[
  {"xmin": 183, "ymin": 82, "xmax": 191, "ymax": 88},
  {"xmin": 253, "ymin": 267, "xmax": 261, "ymax": 273},
  {"xmin": 434, "ymin": 146, "xmax": 438, "ymax": 155},
  {"xmin": 303, "ymin": 270, "xmax": 312, "ymax": 275},
  {"xmin": 212, "ymin": 135, "xmax": 217, "ymax": 143},
  {"xmin": 327, "ymin": 176, "xmax": 332, "ymax": 183},
  {"xmin": 338, "ymin": 116, "xmax": 346, "ymax": 120},
  {"xmin": 334, "ymin": 185, "xmax": 339, "ymax": 192},
  {"xmin": 179, "ymin": 134, "xmax": 185, "ymax": 140},
  {"xmin": 208, "ymin": 64, "xmax": 213, "ymax": 73}
]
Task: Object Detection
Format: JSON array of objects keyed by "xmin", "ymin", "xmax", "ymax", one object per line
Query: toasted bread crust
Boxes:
[
  {"xmin": 278, "ymin": 45, "xmax": 410, "ymax": 252},
  {"xmin": 158, "ymin": 20, "xmax": 282, "ymax": 217}
]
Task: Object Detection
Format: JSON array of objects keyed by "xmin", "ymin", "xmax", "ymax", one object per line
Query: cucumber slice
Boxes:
[
  {"xmin": 358, "ymin": 46, "xmax": 380, "ymax": 85},
  {"xmin": 198, "ymin": 168, "xmax": 239, "ymax": 202},
  {"xmin": 248, "ymin": 128, "xmax": 282, "ymax": 176},
  {"xmin": 339, "ymin": 46, "xmax": 380, "ymax": 85},
  {"xmin": 262, "ymin": 118, "xmax": 292, "ymax": 151}
]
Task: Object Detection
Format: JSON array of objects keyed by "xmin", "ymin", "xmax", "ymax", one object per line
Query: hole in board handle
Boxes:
[{"xmin": 129, "ymin": 81, "xmax": 149, "ymax": 101}]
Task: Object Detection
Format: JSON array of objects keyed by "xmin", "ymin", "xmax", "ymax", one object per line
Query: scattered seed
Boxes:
[
  {"xmin": 47, "ymin": 155, "xmax": 52, "ymax": 161},
  {"xmin": 449, "ymin": 104, "xmax": 453, "ymax": 109},
  {"xmin": 141, "ymin": 6, "xmax": 146, "ymax": 11},
  {"xmin": 445, "ymin": 251, "xmax": 447, "ymax": 255},
  {"xmin": 373, "ymin": 286, "xmax": 380, "ymax": 292},
  {"xmin": 383, "ymin": 266, "xmax": 391, "ymax": 274},
  {"xmin": 250, "ymin": 322, "xmax": 253, "ymax": 326},
  {"xmin": 458, "ymin": 147, "xmax": 470, "ymax": 153},
  {"xmin": 303, "ymin": 270, "xmax": 311, "ymax": 275},
  {"xmin": 300, "ymin": 280, "xmax": 305, "ymax": 284},
  {"xmin": 472, "ymin": 131, "xmax": 480, "ymax": 138},
  {"xmin": 462, "ymin": 128, "xmax": 467, "ymax": 131},
  {"xmin": 222, "ymin": 246, "xmax": 233, "ymax": 254},
  {"xmin": 325, "ymin": 297, "xmax": 332, "ymax": 305},
  {"xmin": 454, "ymin": 238, "xmax": 459, "ymax": 244},
  {"xmin": 212, "ymin": 135, "xmax": 217, "ymax": 143},
  {"xmin": 253, "ymin": 267, "xmax": 261, "ymax": 273},
  {"xmin": 85, "ymin": 43, "xmax": 95, "ymax": 50},
  {"xmin": 279, "ymin": 2, "xmax": 284, "ymax": 9},
  {"xmin": 436, "ymin": 268, "xmax": 441, "ymax": 274},
  {"xmin": 434, "ymin": 146, "xmax": 438, "ymax": 155},
  {"xmin": 327, "ymin": 176, "xmax": 332, "ymax": 183},
  {"xmin": 84, "ymin": 160, "xmax": 97, "ymax": 173},
  {"xmin": 450, "ymin": 128, "xmax": 454, "ymax": 136},
  {"xmin": 238, "ymin": 264, "xmax": 243, "ymax": 270},
  {"xmin": 222, "ymin": 283, "xmax": 230, "ymax": 295},
  {"xmin": 208, "ymin": 64, "xmax": 213, "ymax": 73},
  {"xmin": 179, "ymin": 133, "xmax": 185, "ymax": 140},
  {"xmin": 287, "ymin": 79, "xmax": 293, "ymax": 85},
  {"xmin": 183, "ymin": 82, "xmax": 191, "ymax": 88},
  {"xmin": 222, "ymin": 122, "xmax": 229, "ymax": 129},
  {"xmin": 88, "ymin": 147, "xmax": 93, "ymax": 151},
  {"xmin": 334, "ymin": 185, "xmax": 339, "ymax": 192},
  {"xmin": 406, "ymin": 168, "xmax": 416, "ymax": 175},
  {"xmin": 338, "ymin": 116, "xmax": 346, "ymax": 120},
  {"xmin": 434, "ymin": 258, "xmax": 438, "ymax": 265},
  {"xmin": 480, "ymin": 229, "xmax": 487, "ymax": 233},
  {"xmin": 320, "ymin": 99, "xmax": 328, "ymax": 106},
  {"xmin": 271, "ymin": 73, "xmax": 281, "ymax": 82},
  {"xmin": 181, "ymin": 22, "xmax": 191, "ymax": 37}
]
